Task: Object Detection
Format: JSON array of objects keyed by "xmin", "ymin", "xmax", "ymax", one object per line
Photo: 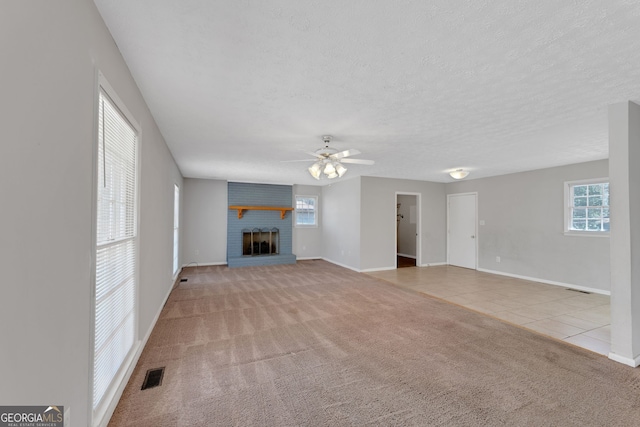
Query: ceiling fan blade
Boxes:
[
  {"xmin": 340, "ymin": 158, "xmax": 375, "ymax": 165},
  {"xmin": 306, "ymin": 151, "xmax": 324, "ymax": 158},
  {"xmin": 332, "ymin": 148, "xmax": 361, "ymax": 160}
]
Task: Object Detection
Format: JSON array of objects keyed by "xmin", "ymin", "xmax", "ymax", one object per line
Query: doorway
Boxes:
[
  {"xmin": 447, "ymin": 192, "xmax": 477, "ymax": 269},
  {"xmin": 396, "ymin": 193, "xmax": 420, "ymax": 268}
]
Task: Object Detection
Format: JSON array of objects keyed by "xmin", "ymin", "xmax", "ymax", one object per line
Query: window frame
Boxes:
[
  {"xmin": 91, "ymin": 72, "xmax": 141, "ymax": 426},
  {"xmin": 295, "ymin": 195, "xmax": 319, "ymax": 228},
  {"xmin": 564, "ymin": 177, "xmax": 610, "ymax": 237},
  {"xmin": 173, "ymin": 183, "xmax": 180, "ymax": 276}
]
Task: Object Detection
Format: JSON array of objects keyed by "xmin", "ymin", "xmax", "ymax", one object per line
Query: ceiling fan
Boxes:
[{"xmin": 285, "ymin": 135, "xmax": 375, "ymax": 180}]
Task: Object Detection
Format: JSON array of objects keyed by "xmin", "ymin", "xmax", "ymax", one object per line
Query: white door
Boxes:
[{"xmin": 448, "ymin": 193, "xmax": 477, "ymax": 269}]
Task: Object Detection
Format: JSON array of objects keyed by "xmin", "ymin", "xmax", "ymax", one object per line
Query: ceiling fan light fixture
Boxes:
[
  {"xmin": 303, "ymin": 135, "xmax": 373, "ymax": 180},
  {"xmin": 335, "ymin": 163, "xmax": 347, "ymax": 177},
  {"xmin": 308, "ymin": 162, "xmax": 322, "ymax": 180},
  {"xmin": 323, "ymin": 162, "xmax": 336, "ymax": 175},
  {"xmin": 449, "ymin": 169, "xmax": 469, "ymax": 180}
]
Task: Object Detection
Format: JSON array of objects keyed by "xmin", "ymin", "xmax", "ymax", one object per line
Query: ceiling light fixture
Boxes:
[
  {"xmin": 308, "ymin": 162, "xmax": 322, "ymax": 180},
  {"xmin": 300, "ymin": 135, "xmax": 373, "ymax": 180},
  {"xmin": 309, "ymin": 159, "xmax": 343, "ymax": 180},
  {"xmin": 323, "ymin": 162, "xmax": 336, "ymax": 176},
  {"xmin": 335, "ymin": 162, "xmax": 347, "ymax": 177},
  {"xmin": 449, "ymin": 169, "xmax": 469, "ymax": 180}
]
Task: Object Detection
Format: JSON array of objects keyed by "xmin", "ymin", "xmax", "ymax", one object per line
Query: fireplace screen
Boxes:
[{"xmin": 242, "ymin": 228, "xmax": 279, "ymax": 256}]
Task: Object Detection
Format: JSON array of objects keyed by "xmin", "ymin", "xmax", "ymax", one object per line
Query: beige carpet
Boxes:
[{"xmin": 109, "ymin": 260, "xmax": 640, "ymax": 426}]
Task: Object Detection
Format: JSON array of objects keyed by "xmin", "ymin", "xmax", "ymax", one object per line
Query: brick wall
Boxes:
[{"xmin": 227, "ymin": 182, "xmax": 296, "ymax": 267}]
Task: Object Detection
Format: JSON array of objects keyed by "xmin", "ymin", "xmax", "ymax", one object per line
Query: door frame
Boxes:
[
  {"xmin": 447, "ymin": 192, "xmax": 478, "ymax": 269},
  {"xmin": 395, "ymin": 192, "xmax": 421, "ymax": 267}
]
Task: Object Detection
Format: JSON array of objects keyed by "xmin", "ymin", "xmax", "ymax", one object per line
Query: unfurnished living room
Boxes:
[{"xmin": 3, "ymin": 1, "xmax": 640, "ymax": 426}]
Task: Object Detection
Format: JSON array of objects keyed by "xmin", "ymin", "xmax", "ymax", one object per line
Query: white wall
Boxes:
[
  {"xmin": 446, "ymin": 160, "xmax": 610, "ymax": 292},
  {"xmin": 608, "ymin": 101, "xmax": 640, "ymax": 364},
  {"xmin": 360, "ymin": 177, "xmax": 447, "ymax": 271},
  {"xmin": 182, "ymin": 178, "xmax": 228, "ymax": 265},
  {"xmin": 397, "ymin": 194, "xmax": 417, "ymax": 257},
  {"xmin": 322, "ymin": 177, "xmax": 362, "ymax": 270},
  {"xmin": 0, "ymin": 1, "xmax": 182, "ymax": 425},
  {"xmin": 293, "ymin": 185, "xmax": 323, "ymax": 259}
]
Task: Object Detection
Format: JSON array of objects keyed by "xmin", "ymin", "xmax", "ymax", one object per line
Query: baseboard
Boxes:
[
  {"xmin": 361, "ymin": 266, "xmax": 397, "ymax": 273},
  {"xmin": 396, "ymin": 253, "xmax": 416, "ymax": 259},
  {"xmin": 296, "ymin": 256, "xmax": 323, "ymax": 261},
  {"xmin": 608, "ymin": 352, "xmax": 640, "ymax": 367},
  {"xmin": 96, "ymin": 277, "xmax": 175, "ymax": 427},
  {"xmin": 321, "ymin": 257, "xmax": 398, "ymax": 273},
  {"xmin": 182, "ymin": 261, "xmax": 227, "ymax": 268},
  {"xmin": 322, "ymin": 257, "xmax": 445, "ymax": 272},
  {"xmin": 477, "ymin": 268, "xmax": 610, "ymax": 296},
  {"xmin": 321, "ymin": 257, "xmax": 362, "ymax": 272}
]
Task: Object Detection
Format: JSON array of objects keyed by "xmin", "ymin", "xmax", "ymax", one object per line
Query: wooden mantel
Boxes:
[{"xmin": 229, "ymin": 205, "xmax": 293, "ymax": 220}]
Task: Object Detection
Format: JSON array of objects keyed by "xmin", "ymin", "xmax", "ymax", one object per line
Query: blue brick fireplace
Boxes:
[{"xmin": 227, "ymin": 182, "xmax": 297, "ymax": 268}]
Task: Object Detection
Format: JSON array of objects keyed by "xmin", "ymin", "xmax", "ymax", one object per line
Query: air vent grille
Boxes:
[
  {"xmin": 565, "ymin": 288, "xmax": 591, "ymax": 294},
  {"xmin": 141, "ymin": 367, "xmax": 165, "ymax": 390}
]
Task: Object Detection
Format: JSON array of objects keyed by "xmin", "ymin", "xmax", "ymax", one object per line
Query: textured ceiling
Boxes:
[{"xmin": 93, "ymin": 0, "xmax": 640, "ymax": 184}]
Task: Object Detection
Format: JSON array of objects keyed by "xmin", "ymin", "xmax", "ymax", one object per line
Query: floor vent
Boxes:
[
  {"xmin": 180, "ymin": 278, "xmax": 188, "ymax": 282},
  {"xmin": 566, "ymin": 288, "xmax": 591, "ymax": 294},
  {"xmin": 141, "ymin": 367, "xmax": 165, "ymax": 390}
]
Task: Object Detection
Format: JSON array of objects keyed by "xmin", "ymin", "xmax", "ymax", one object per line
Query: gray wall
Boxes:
[
  {"xmin": 446, "ymin": 160, "xmax": 610, "ymax": 292},
  {"xmin": 322, "ymin": 177, "xmax": 362, "ymax": 270},
  {"xmin": 0, "ymin": 1, "xmax": 182, "ymax": 425},
  {"xmin": 360, "ymin": 177, "xmax": 447, "ymax": 271},
  {"xmin": 182, "ymin": 181, "xmax": 320, "ymax": 265},
  {"xmin": 293, "ymin": 184, "xmax": 323, "ymax": 259},
  {"xmin": 397, "ymin": 194, "xmax": 417, "ymax": 257},
  {"xmin": 183, "ymin": 178, "xmax": 228, "ymax": 265}
]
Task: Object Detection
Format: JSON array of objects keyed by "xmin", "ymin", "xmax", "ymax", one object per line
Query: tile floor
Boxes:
[{"xmin": 367, "ymin": 265, "xmax": 611, "ymax": 356}]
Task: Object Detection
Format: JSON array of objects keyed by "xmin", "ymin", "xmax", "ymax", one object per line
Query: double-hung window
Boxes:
[
  {"xmin": 565, "ymin": 178, "xmax": 609, "ymax": 235},
  {"xmin": 295, "ymin": 195, "xmax": 318, "ymax": 227},
  {"xmin": 93, "ymin": 76, "xmax": 139, "ymax": 421},
  {"xmin": 173, "ymin": 184, "xmax": 180, "ymax": 275}
]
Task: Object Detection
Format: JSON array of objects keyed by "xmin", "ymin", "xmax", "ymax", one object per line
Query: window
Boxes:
[
  {"xmin": 93, "ymin": 78, "xmax": 139, "ymax": 418},
  {"xmin": 295, "ymin": 195, "xmax": 318, "ymax": 227},
  {"xmin": 565, "ymin": 179, "xmax": 609, "ymax": 235},
  {"xmin": 173, "ymin": 184, "xmax": 180, "ymax": 275}
]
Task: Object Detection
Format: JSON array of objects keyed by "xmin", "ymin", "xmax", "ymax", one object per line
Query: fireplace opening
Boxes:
[{"xmin": 243, "ymin": 228, "xmax": 279, "ymax": 256}]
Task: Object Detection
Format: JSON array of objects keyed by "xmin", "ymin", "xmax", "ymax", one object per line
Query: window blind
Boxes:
[
  {"xmin": 295, "ymin": 196, "xmax": 317, "ymax": 226},
  {"xmin": 173, "ymin": 184, "xmax": 179, "ymax": 274},
  {"xmin": 93, "ymin": 90, "xmax": 138, "ymax": 410}
]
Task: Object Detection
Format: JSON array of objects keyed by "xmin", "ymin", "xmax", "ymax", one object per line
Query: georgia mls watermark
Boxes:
[{"xmin": 0, "ymin": 406, "xmax": 63, "ymax": 427}]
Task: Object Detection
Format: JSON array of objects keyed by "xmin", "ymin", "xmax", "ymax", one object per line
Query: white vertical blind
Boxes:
[
  {"xmin": 173, "ymin": 184, "xmax": 179, "ymax": 274},
  {"xmin": 94, "ymin": 89, "xmax": 138, "ymax": 410}
]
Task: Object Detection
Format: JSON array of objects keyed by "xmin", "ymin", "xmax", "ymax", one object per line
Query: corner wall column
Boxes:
[{"xmin": 608, "ymin": 101, "xmax": 640, "ymax": 366}]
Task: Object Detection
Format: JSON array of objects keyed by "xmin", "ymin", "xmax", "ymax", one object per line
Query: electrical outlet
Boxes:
[{"xmin": 496, "ymin": 256, "xmax": 501, "ymax": 263}]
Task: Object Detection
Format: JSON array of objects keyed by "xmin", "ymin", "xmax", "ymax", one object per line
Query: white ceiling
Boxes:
[{"xmin": 93, "ymin": 0, "xmax": 640, "ymax": 185}]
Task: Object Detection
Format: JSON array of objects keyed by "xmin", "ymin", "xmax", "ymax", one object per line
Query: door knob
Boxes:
[{"xmin": 471, "ymin": 235, "xmax": 475, "ymax": 239}]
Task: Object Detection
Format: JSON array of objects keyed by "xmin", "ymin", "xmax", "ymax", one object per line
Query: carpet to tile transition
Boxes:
[{"xmin": 109, "ymin": 261, "xmax": 640, "ymax": 426}]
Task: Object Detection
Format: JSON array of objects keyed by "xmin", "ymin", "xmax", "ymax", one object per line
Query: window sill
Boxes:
[
  {"xmin": 564, "ymin": 231, "xmax": 609, "ymax": 238},
  {"xmin": 295, "ymin": 224, "xmax": 318, "ymax": 229}
]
